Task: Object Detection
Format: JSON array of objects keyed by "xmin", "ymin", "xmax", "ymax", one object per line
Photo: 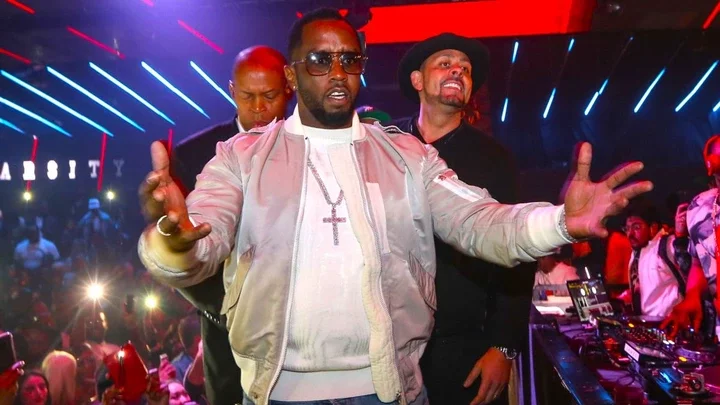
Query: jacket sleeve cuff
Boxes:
[
  {"xmin": 526, "ymin": 205, "xmax": 574, "ymax": 253},
  {"xmin": 138, "ymin": 226, "xmax": 208, "ymax": 286}
]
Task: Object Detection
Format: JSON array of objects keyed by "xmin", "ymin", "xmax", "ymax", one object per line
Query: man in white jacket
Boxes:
[{"xmin": 137, "ymin": 8, "xmax": 652, "ymax": 405}]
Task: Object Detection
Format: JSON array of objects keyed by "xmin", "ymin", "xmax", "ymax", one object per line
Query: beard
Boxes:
[
  {"xmin": 440, "ymin": 95, "xmax": 465, "ymax": 109},
  {"xmin": 437, "ymin": 91, "xmax": 466, "ymax": 109},
  {"xmin": 297, "ymin": 80, "xmax": 355, "ymax": 128}
]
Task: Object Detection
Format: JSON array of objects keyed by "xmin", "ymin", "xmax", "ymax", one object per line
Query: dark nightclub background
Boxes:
[{"xmin": 1, "ymin": 0, "xmax": 720, "ymax": 229}]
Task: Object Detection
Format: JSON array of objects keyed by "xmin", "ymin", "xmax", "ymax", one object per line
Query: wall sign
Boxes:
[{"xmin": 0, "ymin": 159, "xmax": 125, "ymax": 182}]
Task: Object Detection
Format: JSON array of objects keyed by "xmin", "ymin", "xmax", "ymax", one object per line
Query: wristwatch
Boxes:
[{"xmin": 493, "ymin": 346, "xmax": 519, "ymax": 360}]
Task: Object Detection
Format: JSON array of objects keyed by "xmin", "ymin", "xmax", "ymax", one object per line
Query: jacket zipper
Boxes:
[
  {"xmin": 265, "ymin": 137, "xmax": 310, "ymax": 403},
  {"xmin": 350, "ymin": 145, "xmax": 405, "ymax": 404}
]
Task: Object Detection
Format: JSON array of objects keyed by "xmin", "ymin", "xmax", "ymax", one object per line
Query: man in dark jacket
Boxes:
[
  {"xmin": 169, "ymin": 45, "xmax": 292, "ymax": 404},
  {"xmin": 394, "ymin": 33, "xmax": 535, "ymax": 405}
]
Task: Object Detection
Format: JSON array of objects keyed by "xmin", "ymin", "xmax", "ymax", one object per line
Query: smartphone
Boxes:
[
  {"xmin": 0, "ymin": 332, "xmax": 17, "ymax": 373},
  {"xmin": 103, "ymin": 342, "xmax": 147, "ymax": 401},
  {"xmin": 124, "ymin": 294, "xmax": 135, "ymax": 314}
]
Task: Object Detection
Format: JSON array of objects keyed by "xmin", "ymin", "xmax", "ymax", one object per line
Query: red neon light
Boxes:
[
  {"xmin": 26, "ymin": 135, "xmax": 38, "ymax": 192},
  {"xmin": 0, "ymin": 48, "xmax": 31, "ymax": 64},
  {"xmin": 296, "ymin": 11, "xmax": 303, "ymax": 18},
  {"xmin": 704, "ymin": 1, "xmax": 720, "ymax": 29},
  {"xmin": 67, "ymin": 27, "xmax": 125, "ymax": 59},
  {"xmin": 167, "ymin": 128, "xmax": 173, "ymax": 157},
  {"xmin": 97, "ymin": 133, "xmax": 107, "ymax": 192},
  {"xmin": 7, "ymin": 0, "xmax": 35, "ymax": 14},
  {"xmin": 141, "ymin": 0, "xmax": 154, "ymax": 6},
  {"xmin": 177, "ymin": 20, "xmax": 224, "ymax": 54},
  {"xmin": 352, "ymin": 1, "xmax": 588, "ymax": 44}
]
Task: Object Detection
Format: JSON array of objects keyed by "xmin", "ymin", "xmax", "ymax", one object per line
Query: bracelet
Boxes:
[
  {"xmin": 156, "ymin": 215, "xmax": 172, "ymax": 237},
  {"xmin": 558, "ymin": 207, "xmax": 581, "ymax": 244}
]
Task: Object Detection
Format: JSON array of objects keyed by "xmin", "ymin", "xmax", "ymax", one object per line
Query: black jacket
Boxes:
[
  {"xmin": 391, "ymin": 115, "xmax": 535, "ymax": 350},
  {"xmin": 170, "ymin": 118, "xmax": 243, "ymax": 405}
]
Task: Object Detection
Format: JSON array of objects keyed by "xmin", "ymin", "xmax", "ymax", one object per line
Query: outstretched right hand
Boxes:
[{"xmin": 138, "ymin": 141, "xmax": 211, "ymax": 252}]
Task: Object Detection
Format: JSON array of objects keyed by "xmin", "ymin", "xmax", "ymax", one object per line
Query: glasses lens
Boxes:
[
  {"xmin": 340, "ymin": 53, "xmax": 365, "ymax": 74},
  {"xmin": 306, "ymin": 52, "xmax": 333, "ymax": 75}
]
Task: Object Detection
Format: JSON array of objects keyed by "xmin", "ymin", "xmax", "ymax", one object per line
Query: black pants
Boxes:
[
  {"xmin": 200, "ymin": 314, "xmax": 244, "ymax": 405},
  {"xmin": 180, "ymin": 270, "xmax": 244, "ymax": 405},
  {"xmin": 420, "ymin": 335, "xmax": 509, "ymax": 405}
]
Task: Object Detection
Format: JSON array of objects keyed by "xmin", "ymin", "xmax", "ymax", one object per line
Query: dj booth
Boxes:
[{"xmin": 526, "ymin": 279, "xmax": 720, "ymax": 404}]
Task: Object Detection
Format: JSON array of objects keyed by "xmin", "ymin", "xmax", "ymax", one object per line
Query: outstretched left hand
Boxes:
[{"xmin": 561, "ymin": 142, "xmax": 653, "ymax": 240}]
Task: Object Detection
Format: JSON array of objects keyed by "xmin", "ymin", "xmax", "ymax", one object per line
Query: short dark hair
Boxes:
[
  {"xmin": 624, "ymin": 198, "xmax": 660, "ymax": 226},
  {"xmin": 287, "ymin": 7, "xmax": 361, "ymax": 59},
  {"xmin": 178, "ymin": 315, "xmax": 200, "ymax": 350}
]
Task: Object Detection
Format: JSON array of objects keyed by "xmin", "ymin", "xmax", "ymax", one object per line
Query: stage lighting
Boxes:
[
  {"xmin": 106, "ymin": 190, "xmax": 115, "ymax": 201},
  {"xmin": 634, "ymin": 68, "xmax": 666, "ymax": 113},
  {"xmin": 142, "ymin": 62, "xmax": 209, "ymax": 118},
  {"xmin": 22, "ymin": 191, "xmax": 32, "ymax": 201},
  {"xmin": 144, "ymin": 294, "xmax": 158, "ymax": 310},
  {"xmin": 86, "ymin": 283, "xmax": 105, "ymax": 301},
  {"xmin": 0, "ymin": 118, "xmax": 24, "ymax": 134}
]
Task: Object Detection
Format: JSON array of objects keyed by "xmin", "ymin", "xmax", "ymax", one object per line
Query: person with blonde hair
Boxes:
[{"xmin": 41, "ymin": 351, "xmax": 76, "ymax": 405}]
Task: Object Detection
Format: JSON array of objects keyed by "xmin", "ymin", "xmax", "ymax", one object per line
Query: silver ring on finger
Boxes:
[{"xmin": 156, "ymin": 215, "xmax": 172, "ymax": 236}]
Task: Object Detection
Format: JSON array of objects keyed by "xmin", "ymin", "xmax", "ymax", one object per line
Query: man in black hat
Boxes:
[{"xmin": 393, "ymin": 33, "xmax": 533, "ymax": 405}]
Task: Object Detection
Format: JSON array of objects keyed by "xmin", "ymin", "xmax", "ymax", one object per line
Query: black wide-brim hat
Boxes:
[{"xmin": 398, "ymin": 33, "xmax": 490, "ymax": 102}]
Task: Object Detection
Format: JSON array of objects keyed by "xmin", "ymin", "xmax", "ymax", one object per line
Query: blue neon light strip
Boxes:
[
  {"xmin": 543, "ymin": 88, "xmax": 556, "ymax": 119},
  {"xmin": 584, "ymin": 92, "xmax": 600, "ymax": 116},
  {"xmin": 1, "ymin": 70, "xmax": 112, "ymax": 136},
  {"xmin": 47, "ymin": 66, "xmax": 145, "ymax": 132},
  {"xmin": 0, "ymin": 117, "xmax": 25, "ymax": 134},
  {"xmin": 501, "ymin": 98, "xmax": 509, "ymax": 122},
  {"xmin": 634, "ymin": 68, "xmax": 666, "ymax": 113},
  {"xmin": 0, "ymin": 96, "xmax": 71, "ymax": 136},
  {"xmin": 675, "ymin": 60, "xmax": 718, "ymax": 112},
  {"xmin": 142, "ymin": 61, "xmax": 209, "ymax": 118},
  {"xmin": 190, "ymin": 61, "xmax": 236, "ymax": 107},
  {"xmin": 89, "ymin": 62, "xmax": 175, "ymax": 125},
  {"xmin": 512, "ymin": 41, "xmax": 519, "ymax": 64}
]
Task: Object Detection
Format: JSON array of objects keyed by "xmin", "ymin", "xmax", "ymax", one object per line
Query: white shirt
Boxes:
[
  {"xmin": 272, "ymin": 120, "xmax": 373, "ymax": 401},
  {"xmin": 631, "ymin": 231, "xmax": 683, "ymax": 317},
  {"xmin": 534, "ymin": 262, "xmax": 579, "ymax": 287}
]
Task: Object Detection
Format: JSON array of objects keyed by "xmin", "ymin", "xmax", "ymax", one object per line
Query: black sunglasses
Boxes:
[{"xmin": 291, "ymin": 51, "xmax": 368, "ymax": 76}]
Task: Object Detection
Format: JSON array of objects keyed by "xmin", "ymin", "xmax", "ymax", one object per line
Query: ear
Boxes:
[
  {"xmin": 284, "ymin": 65, "xmax": 297, "ymax": 92},
  {"xmin": 410, "ymin": 70, "xmax": 423, "ymax": 92},
  {"xmin": 228, "ymin": 80, "xmax": 235, "ymax": 99}
]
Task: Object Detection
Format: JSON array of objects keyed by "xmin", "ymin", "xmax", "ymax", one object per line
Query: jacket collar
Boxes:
[{"xmin": 283, "ymin": 105, "xmax": 364, "ymax": 142}]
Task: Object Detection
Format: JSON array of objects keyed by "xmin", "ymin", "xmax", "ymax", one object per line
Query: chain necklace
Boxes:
[{"xmin": 307, "ymin": 158, "xmax": 346, "ymax": 246}]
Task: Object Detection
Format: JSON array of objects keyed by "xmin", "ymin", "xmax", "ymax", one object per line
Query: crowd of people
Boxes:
[{"xmin": 0, "ymin": 195, "xmax": 208, "ymax": 404}]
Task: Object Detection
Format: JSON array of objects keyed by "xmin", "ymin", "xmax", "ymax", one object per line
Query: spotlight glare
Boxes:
[
  {"xmin": 87, "ymin": 283, "xmax": 105, "ymax": 301},
  {"xmin": 106, "ymin": 190, "xmax": 115, "ymax": 201},
  {"xmin": 22, "ymin": 191, "xmax": 32, "ymax": 201},
  {"xmin": 144, "ymin": 295, "xmax": 158, "ymax": 309}
]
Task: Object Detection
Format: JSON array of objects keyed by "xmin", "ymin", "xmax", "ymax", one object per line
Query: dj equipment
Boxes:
[{"xmin": 598, "ymin": 316, "xmax": 717, "ymax": 367}]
